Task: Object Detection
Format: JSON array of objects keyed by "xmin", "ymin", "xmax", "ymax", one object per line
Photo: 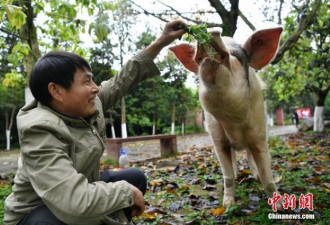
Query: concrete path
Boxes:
[{"xmin": 0, "ymin": 125, "xmax": 298, "ymax": 175}]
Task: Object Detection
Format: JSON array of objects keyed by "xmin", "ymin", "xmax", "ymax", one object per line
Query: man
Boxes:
[
  {"xmin": 4, "ymin": 20, "xmax": 187, "ymax": 225},
  {"xmin": 294, "ymin": 110, "xmax": 299, "ymax": 127}
]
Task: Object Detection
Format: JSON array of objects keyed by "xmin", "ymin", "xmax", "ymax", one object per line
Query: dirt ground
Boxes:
[{"xmin": 0, "ymin": 125, "xmax": 298, "ymax": 176}]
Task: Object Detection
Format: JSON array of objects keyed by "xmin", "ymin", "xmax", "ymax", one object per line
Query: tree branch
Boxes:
[
  {"xmin": 238, "ymin": 10, "xmax": 256, "ymax": 31},
  {"xmin": 128, "ymin": 0, "xmax": 222, "ymax": 28},
  {"xmin": 129, "ymin": 0, "xmax": 169, "ymax": 23},
  {"xmin": 0, "ymin": 28, "xmax": 29, "ymax": 40},
  {"xmin": 208, "ymin": 0, "xmax": 228, "ymax": 19},
  {"xmin": 158, "ymin": 0, "xmax": 221, "ymax": 27},
  {"xmin": 277, "ymin": 0, "xmax": 284, "ymax": 24},
  {"xmin": 271, "ymin": 0, "xmax": 321, "ymax": 64}
]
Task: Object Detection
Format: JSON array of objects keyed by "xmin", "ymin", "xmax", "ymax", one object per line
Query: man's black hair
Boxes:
[{"xmin": 29, "ymin": 51, "xmax": 91, "ymax": 105}]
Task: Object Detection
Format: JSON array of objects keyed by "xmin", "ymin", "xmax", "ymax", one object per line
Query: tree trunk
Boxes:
[
  {"xmin": 6, "ymin": 130, "xmax": 11, "ymax": 150},
  {"xmin": 152, "ymin": 113, "xmax": 156, "ymax": 135},
  {"xmin": 121, "ymin": 97, "xmax": 127, "ymax": 138},
  {"xmin": 208, "ymin": 0, "xmax": 239, "ymax": 37},
  {"xmin": 5, "ymin": 107, "xmax": 16, "ymax": 150},
  {"xmin": 109, "ymin": 110, "xmax": 116, "ymax": 138},
  {"xmin": 313, "ymin": 106, "xmax": 324, "ymax": 132},
  {"xmin": 181, "ymin": 120, "xmax": 185, "ymax": 135},
  {"xmin": 313, "ymin": 85, "xmax": 329, "ymax": 132},
  {"xmin": 19, "ymin": 0, "xmax": 41, "ymax": 103},
  {"xmin": 171, "ymin": 102, "xmax": 175, "ymax": 135}
]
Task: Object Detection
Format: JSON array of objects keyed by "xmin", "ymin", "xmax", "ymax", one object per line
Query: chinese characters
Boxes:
[{"xmin": 268, "ymin": 193, "xmax": 314, "ymax": 212}]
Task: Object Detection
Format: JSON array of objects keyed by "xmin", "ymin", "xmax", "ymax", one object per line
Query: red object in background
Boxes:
[
  {"xmin": 276, "ymin": 108, "xmax": 284, "ymax": 125},
  {"xmin": 296, "ymin": 108, "xmax": 312, "ymax": 119}
]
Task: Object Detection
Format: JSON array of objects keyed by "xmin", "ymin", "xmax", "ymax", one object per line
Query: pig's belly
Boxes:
[{"xmin": 223, "ymin": 129, "xmax": 246, "ymax": 151}]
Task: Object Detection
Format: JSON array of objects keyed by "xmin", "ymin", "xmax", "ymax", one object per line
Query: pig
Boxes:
[{"xmin": 169, "ymin": 27, "xmax": 283, "ymax": 209}]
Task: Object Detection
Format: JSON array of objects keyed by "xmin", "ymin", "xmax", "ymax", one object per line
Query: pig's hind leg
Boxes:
[
  {"xmin": 231, "ymin": 148, "xmax": 238, "ymax": 179},
  {"xmin": 231, "ymin": 148, "xmax": 258, "ymax": 180},
  {"xmin": 246, "ymin": 148, "xmax": 259, "ymax": 180}
]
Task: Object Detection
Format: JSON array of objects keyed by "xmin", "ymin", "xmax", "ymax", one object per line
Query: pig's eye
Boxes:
[{"xmin": 221, "ymin": 54, "xmax": 226, "ymax": 60}]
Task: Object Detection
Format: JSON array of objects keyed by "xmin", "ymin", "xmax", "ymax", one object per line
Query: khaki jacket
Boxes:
[{"xmin": 4, "ymin": 50, "xmax": 160, "ymax": 225}]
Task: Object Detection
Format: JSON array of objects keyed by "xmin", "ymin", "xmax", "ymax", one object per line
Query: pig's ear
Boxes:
[
  {"xmin": 242, "ymin": 27, "xmax": 283, "ymax": 70},
  {"xmin": 169, "ymin": 44, "xmax": 199, "ymax": 74}
]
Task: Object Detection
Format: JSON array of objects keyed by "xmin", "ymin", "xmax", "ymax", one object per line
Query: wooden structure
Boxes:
[{"xmin": 105, "ymin": 134, "xmax": 177, "ymax": 161}]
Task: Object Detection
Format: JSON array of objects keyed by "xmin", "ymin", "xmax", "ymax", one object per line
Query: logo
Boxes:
[{"xmin": 267, "ymin": 193, "xmax": 314, "ymax": 220}]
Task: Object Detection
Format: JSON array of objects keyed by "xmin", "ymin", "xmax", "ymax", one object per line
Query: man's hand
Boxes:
[
  {"xmin": 157, "ymin": 20, "xmax": 188, "ymax": 48},
  {"xmin": 129, "ymin": 184, "xmax": 145, "ymax": 218},
  {"xmin": 146, "ymin": 20, "xmax": 188, "ymax": 59}
]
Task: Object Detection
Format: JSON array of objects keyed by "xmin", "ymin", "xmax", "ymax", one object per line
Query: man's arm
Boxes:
[
  {"xmin": 98, "ymin": 20, "xmax": 187, "ymax": 111},
  {"xmin": 146, "ymin": 20, "xmax": 187, "ymax": 59}
]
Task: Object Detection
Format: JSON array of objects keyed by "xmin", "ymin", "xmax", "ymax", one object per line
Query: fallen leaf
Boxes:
[
  {"xmin": 149, "ymin": 178, "xmax": 164, "ymax": 186},
  {"xmin": 198, "ymin": 163, "xmax": 206, "ymax": 170},
  {"xmin": 309, "ymin": 177, "xmax": 321, "ymax": 183},
  {"xmin": 140, "ymin": 212, "xmax": 157, "ymax": 221},
  {"xmin": 168, "ymin": 202, "xmax": 182, "ymax": 212},
  {"xmin": 274, "ymin": 176, "xmax": 282, "ymax": 183},
  {"xmin": 210, "ymin": 207, "xmax": 226, "ymax": 216},
  {"xmin": 203, "ymin": 185, "xmax": 217, "ymax": 191}
]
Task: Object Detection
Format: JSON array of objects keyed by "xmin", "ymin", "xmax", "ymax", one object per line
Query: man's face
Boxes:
[{"xmin": 60, "ymin": 68, "xmax": 99, "ymax": 118}]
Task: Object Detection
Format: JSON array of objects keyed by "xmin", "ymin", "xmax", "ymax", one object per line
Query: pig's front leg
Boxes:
[
  {"xmin": 205, "ymin": 113, "xmax": 236, "ymax": 206},
  {"xmin": 247, "ymin": 143, "xmax": 283, "ymax": 211}
]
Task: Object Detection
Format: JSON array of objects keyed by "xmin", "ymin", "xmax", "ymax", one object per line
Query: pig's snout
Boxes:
[
  {"xmin": 195, "ymin": 38, "xmax": 229, "ymax": 67},
  {"xmin": 193, "ymin": 30, "xmax": 229, "ymax": 66}
]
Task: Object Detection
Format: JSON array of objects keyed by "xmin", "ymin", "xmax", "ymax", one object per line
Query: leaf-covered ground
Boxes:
[
  {"xmin": 1, "ymin": 132, "xmax": 329, "ymax": 224},
  {"xmin": 126, "ymin": 132, "xmax": 329, "ymax": 225}
]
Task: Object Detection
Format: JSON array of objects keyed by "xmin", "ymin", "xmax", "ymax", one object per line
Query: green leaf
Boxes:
[
  {"xmin": 5, "ymin": 5, "xmax": 27, "ymax": 29},
  {"xmin": 7, "ymin": 54, "xmax": 18, "ymax": 67},
  {"xmin": 88, "ymin": 7, "xmax": 93, "ymax": 16},
  {"xmin": 88, "ymin": 22, "xmax": 95, "ymax": 34},
  {"xmin": 313, "ymin": 81, "xmax": 319, "ymax": 88},
  {"xmin": 2, "ymin": 71, "xmax": 25, "ymax": 87},
  {"xmin": 182, "ymin": 24, "xmax": 212, "ymax": 45},
  {"xmin": 94, "ymin": 23, "xmax": 109, "ymax": 42}
]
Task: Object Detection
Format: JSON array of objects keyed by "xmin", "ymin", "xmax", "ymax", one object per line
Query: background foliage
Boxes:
[{"xmin": 0, "ymin": 0, "xmax": 329, "ymax": 148}]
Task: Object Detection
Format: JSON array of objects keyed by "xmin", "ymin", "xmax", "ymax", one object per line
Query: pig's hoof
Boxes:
[
  {"xmin": 223, "ymin": 187, "xmax": 235, "ymax": 207},
  {"xmin": 223, "ymin": 195, "xmax": 235, "ymax": 207},
  {"xmin": 276, "ymin": 199, "xmax": 284, "ymax": 212}
]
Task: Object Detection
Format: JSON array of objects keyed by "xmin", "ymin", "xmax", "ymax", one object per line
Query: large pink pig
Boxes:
[{"xmin": 169, "ymin": 27, "xmax": 283, "ymax": 209}]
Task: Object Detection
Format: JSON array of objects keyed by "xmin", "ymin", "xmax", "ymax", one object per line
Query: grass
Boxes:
[
  {"xmin": 0, "ymin": 184, "xmax": 12, "ymax": 224},
  {"xmin": 1, "ymin": 130, "xmax": 329, "ymax": 224}
]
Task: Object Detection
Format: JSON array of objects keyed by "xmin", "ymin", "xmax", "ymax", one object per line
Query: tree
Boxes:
[
  {"xmin": 107, "ymin": 0, "xmax": 136, "ymax": 138},
  {"xmin": 0, "ymin": 71, "xmax": 25, "ymax": 150},
  {"xmin": 176, "ymin": 86, "xmax": 200, "ymax": 135},
  {"xmin": 125, "ymin": 28, "xmax": 200, "ymax": 136},
  {"xmin": 0, "ymin": 18, "xmax": 25, "ymax": 150},
  {"xmin": 89, "ymin": 41, "xmax": 118, "ymax": 138},
  {"xmin": 127, "ymin": 30, "xmax": 164, "ymax": 135},
  {"xmin": 260, "ymin": 0, "xmax": 328, "ymax": 131},
  {"xmin": 159, "ymin": 53, "xmax": 189, "ymax": 134},
  {"xmin": 0, "ymin": 0, "xmax": 119, "ymax": 102}
]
